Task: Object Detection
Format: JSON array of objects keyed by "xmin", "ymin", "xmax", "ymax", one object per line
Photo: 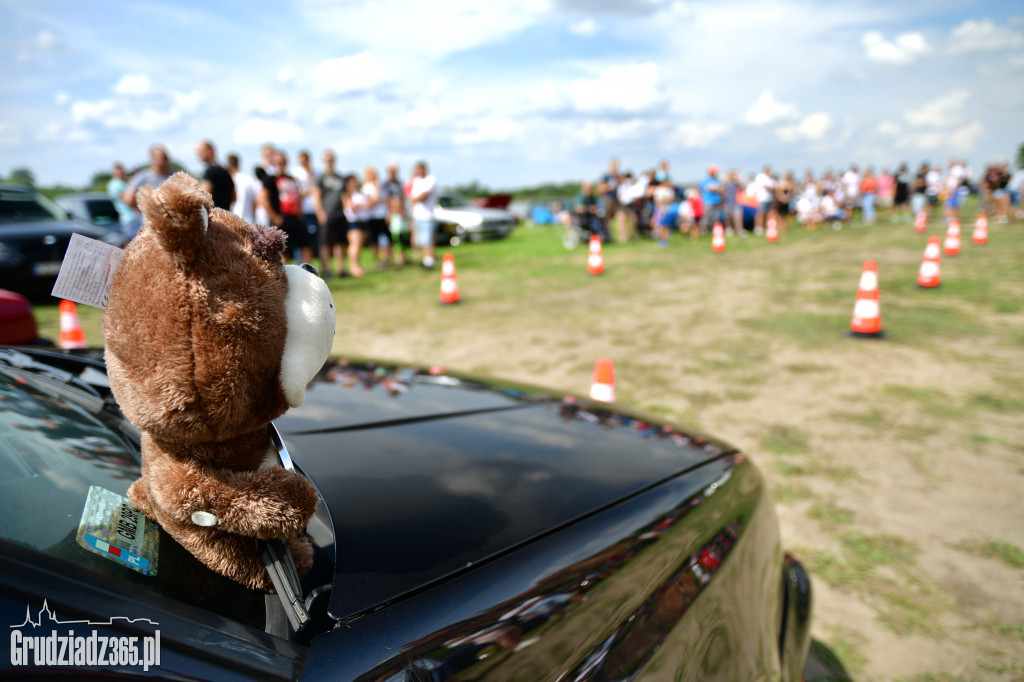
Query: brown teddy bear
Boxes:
[{"xmin": 103, "ymin": 172, "xmax": 336, "ymax": 591}]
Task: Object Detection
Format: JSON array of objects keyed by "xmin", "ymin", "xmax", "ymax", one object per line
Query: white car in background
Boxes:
[{"xmin": 433, "ymin": 193, "xmax": 518, "ymax": 246}]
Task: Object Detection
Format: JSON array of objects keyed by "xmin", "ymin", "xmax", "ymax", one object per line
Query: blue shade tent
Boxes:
[{"xmin": 531, "ymin": 204, "xmax": 557, "ymax": 225}]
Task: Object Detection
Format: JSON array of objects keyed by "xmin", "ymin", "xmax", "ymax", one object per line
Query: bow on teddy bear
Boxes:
[{"xmin": 103, "ymin": 172, "xmax": 335, "ymax": 591}]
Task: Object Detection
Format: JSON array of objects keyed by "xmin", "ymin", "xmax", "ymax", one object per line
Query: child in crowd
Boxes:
[{"xmin": 388, "ymin": 195, "xmax": 411, "ymax": 266}]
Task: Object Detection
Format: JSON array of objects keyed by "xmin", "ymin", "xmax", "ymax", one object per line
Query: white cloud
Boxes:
[
  {"xmin": 569, "ymin": 17, "xmax": 599, "ymax": 36},
  {"xmin": 453, "ymin": 118, "xmax": 524, "ymax": 145},
  {"xmin": 904, "ymin": 89, "xmax": 968, "ymax": 128},
  {"xmin": 36, "ymin": 30, "xmax": 59, "ymax": 50},
  {"xmin": 948, "ymin": 19, "xmax": 1024, "ymax": 54},
  {"xmin": 672, "ymin": 121, "xmax": 730, "ymax": 148},
  {"xmin": 276, "ymin": 67, "xmax": 297, "ymax": 86},
  {"xmin": 54, "ymin": 90, "xmax": 71, "ymax": 106},
  {"xmin": 238, "ymin": 92, "xmax": 288, "ymax": 117},
  {"xmin": 312, "ymin": 52, "xmax": 394, "ymax": 97},
  {"xmin": 233, "ymin": 117, "xmax": 305, "ymax": 145},
  {"xmin": 862, "ymin": 31, "xmax": 930, "ymax": 64},
  {"xmin": 538, "ymin": 62, "xmax": 664, "ymax": 113},
  {"xmin": 743, "ymin": 90, "xmax": 799, "ymax": 126},
  {"xmin": 776, "ymin": 113, "xmax": 833, "ymax": 142},
  {"xmin": 298, "ymin": 0, "xmax": 552, "ymax": 61},
  {"xmin": 877, "ymin": 120, "xmax": 901, "ymax": 136},
  {"xmin": 947, "ymin": 120, "xmax": 984, "ymax": 150},
  {"xmin": 113, "ymin": 74, "xmax": 153, "ymax": 96}
]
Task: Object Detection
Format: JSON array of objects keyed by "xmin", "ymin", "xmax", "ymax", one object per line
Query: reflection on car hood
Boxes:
[
  {"xmin": 276, "ymin": 359, "xmax": 735, "ymax": 620},
  {"xmin": 0, "ymin": 219, "xmax": 110, "ymax": 238}
]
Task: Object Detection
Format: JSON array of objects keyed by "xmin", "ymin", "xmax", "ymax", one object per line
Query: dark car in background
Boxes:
[
  {"xmin": 434, "ymin": 192, "xmax": 518, "ymax": 246},
  {"xmin": 0, "ymin": 184, "xmax": 123, "ymax": 295},
  {"xmin": 55, "ymin": 192, "xmax": 122, "ymax": 228},
  {"xmin": 0, "ymin": 348, "xmax": 812, "ymax": 680}
]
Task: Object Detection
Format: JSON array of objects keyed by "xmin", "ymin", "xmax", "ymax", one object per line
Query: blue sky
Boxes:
[{"xmin": 2, "ymin": 0, "xmax": 1022, "ymax": 190}]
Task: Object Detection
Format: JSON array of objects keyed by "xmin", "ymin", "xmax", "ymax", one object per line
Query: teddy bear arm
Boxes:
[{"xmin": 149, "ymin": 459, "xmax": 319, "ymax": 539}]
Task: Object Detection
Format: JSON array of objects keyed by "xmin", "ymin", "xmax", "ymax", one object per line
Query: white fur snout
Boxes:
[{"xmin": 280, "ymin": 265, "xmax": 336, "ymax": 407}]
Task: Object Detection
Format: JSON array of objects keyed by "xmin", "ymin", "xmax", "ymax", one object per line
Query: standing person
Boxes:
[
  {"xmin": 254, "ymin": 143, "xmax": 277, "ymax": 225},
  {"xmin": 925, "ymin": 163, "xmax": 942, "ymax": 216},
  {"xmin": 943, "ymin": 158, "xmax": 966, "ymax": 221},
  {"xmin": 293, "ymin": 150, "xmax": 320, "ymax": 258},
  {"xmin": 106, "ymin": 163, "xmax": 134, "ymax": 242},
  {"xmin": 388, "ymin": 194, "xmax": 411, "ymax": 265},
  {"xmin": 893, "ymin": 162, "xmax": 910, "ymax": 222},
  {"xmin": 226, "ymin": 153, "xmax": 257, "ymax": 224},
  {"xmin": 313, "ymin": 149, "xmax": 349, "ymax": 278},
  {"xmin": 122, "ymin": 144, "xmax": 172, "ymax": 242},
  {"xmin": 860, "ymin": 166, "xmax": 878, "ymax": 225},
  {"xmin": 699, "ymin": 165, "xmax": 723, "ymax": 235},
  {"xmin": 343, "ymin": 174, "xmax": 369, "ymax": 277},
  {"xmin": 599, "ymin": 157, "xmax": 621, "ymax": 244},
  {"xmin": 773, "ymin": 171, "xmax": 796, "ymax": 234},
  {"xmin": 194, "ymin": 140, "xmax": 234, "ymax": 210},
  {"xmin": 362, "ymin": 166, "xmax": 391, "ymax": 267},
  {"xmin": 722, "ymin": 170, "xmax": 741, "ymax": 236},
  {"xmin": 876, "ymin": 167, "xmax": 894, "ymax": 221},
  {"xmin": 911, "ymin": 162, "xmax": 929, "ymax": 217},
  {"xmin": 257, "ymin": 151, "xmax": 313, "ymax": 265},
  {"xmin": 751, "ymin": 165, "xmax": 776, "ymax": 235},
  {"xmin": 841, "ymin": 164, "xmax": 860, "ymax": 224},
  {"xmin": 409, "ymin": 160, "xmax": 438, "ymax": 269}
]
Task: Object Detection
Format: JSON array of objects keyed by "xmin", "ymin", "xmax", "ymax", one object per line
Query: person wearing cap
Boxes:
[{"xmin": 699, "ymin": 165, "xmax": 723, "ymax": 236}]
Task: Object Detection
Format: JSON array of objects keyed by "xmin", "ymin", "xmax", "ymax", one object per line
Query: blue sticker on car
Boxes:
[{"xmin": 76, "ymin": 485, "xmax": 158, "ymax": 576}]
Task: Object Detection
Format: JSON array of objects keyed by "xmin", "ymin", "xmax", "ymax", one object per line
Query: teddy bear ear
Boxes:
[{"xmin": 138, "ymin": 171, "xmax": 215, "ymax": 265}]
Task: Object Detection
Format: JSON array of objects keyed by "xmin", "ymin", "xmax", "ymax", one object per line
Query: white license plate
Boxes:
[{"xmin": 32, "ymin": 261, "xmax": 62, "ymax": 276}]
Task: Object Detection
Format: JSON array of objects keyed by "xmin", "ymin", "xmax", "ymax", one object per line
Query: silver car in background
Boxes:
[{"xmin": 434, "ymin": 193, "xmax": 518, "ymax": 246}]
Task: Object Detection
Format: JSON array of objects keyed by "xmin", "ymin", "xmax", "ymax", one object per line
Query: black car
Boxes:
[
  {"xmin": 0, "ymin": 347, "xmax": 812, "ymax": 680},
  {"xmin": 54, "ymin": 192, "xmax": 123, "ymax": 228},
  {"xmin": 0, "ymin": 185, "xmax": 124, "ymax": 294}
]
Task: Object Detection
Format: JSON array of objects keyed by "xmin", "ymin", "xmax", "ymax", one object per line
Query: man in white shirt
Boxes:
[
  {"xmin": 842, "ymin": 165, "xmax": 860, "ymax": 223},
  {"xmin": 293, "ymin": 150, "xmax": 320, "ymax": 258},
  {"xmin": 409, "ymin": 160, "xmax": 438, "ymax": 269},
  {"xmin": 226, "ymin": 153, "xmax": 257, "ymax": 224}
]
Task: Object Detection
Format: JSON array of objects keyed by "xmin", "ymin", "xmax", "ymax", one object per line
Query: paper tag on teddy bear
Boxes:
[{"xmin": 50, "ymin": 233, "xmax": 125, "ymax": 309}]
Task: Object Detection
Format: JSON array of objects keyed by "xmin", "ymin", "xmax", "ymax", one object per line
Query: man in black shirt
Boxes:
[{"xmin": 195, "ymin": 140, "xmax": 235, "ymax": 210}]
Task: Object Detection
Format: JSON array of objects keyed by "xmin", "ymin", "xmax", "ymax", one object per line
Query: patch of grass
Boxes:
[
  {"xmin": 840, "ymin": 532, "xmax": 919, "ymax": 568},
  {"xmin": 985, "ymin": 615, "xmax": 1024, "ymax": 642},
  {"xmin": 740, "ymin": 313, "xmax": 848, "ymax": 347},
  {"xmin": 771, "ymin": 482, "xmax": 818, "ymax": 503},
  {"xmin": 831, "ymin": 407, "xmax": 887, "ymax": 428},
  {"xmin": 895, "ymin": 674, "xmax": 974, "ymax": 682},
  {"xmin": 968, "ymin": 391, "xmax": 1024, "ymax": 413},
  {"xmin": 762, "ymin": 424, "xmax": 810, "ymax": 455},
  {"xmin": 771, "ymin": 458, "xmax": 864, "ymax": 483},
  {"xmin": 723, "ymin": 388, "xmax": 756, "ymax": 401},
  {"xmin": 883, "ymin": 384, "xmax": 961, "ymax": 420},
  {"xmin": 980, "ymin": 539, "xmax": 1024, "ymax": 568},
  {"xmin": 993, "ymin": 299, "xmax": 1023, "ymax": 314},
  {"xmin": 808, "ymin": 502, "xmax": 855, "ymax": 527},
  {"xmin": 784, "ymin": 362, "xmax": 832, "ymax": 374}
]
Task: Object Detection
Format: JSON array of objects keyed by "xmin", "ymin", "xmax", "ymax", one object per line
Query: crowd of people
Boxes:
[
  {"xmin": 566, "ymin": 157, "xmax": 1023, "ymax": 246},
  {"xmin": 105, "ymin": 141, "xmax": 442, "ymax": 277},
  {"xmin": 105, "ymin": 144, "xmax": 1022, "ymax": 277}
]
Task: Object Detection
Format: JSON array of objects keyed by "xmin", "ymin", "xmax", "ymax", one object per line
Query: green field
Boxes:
[{"xmin": 30, "ymin": 204, "xmax": 1024, "ymax": 680}]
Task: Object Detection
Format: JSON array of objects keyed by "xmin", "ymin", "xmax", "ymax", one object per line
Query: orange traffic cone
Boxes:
[
  {"xmin": 914, "ymin": 210, "xmax": 927, "ymax": 233},
  {"xmin": 943, "ymin": 219, "xmax": 961, "ymax": 256},
  {"xmin": 587, "ymin": 234, "xmax": 604, "ymax": 275},
  {"xmin": 590, "ymin": 359, "xmax": 616, "ymax": 403},
  {"xmin": 711, "ymin": 222, "xmax": 726, "ymax": 253},
  {"xmin": 59, "ymin": 300, "xmax": 86, "ymax": 349},
  {"xmin": 972, "ymin": 213, "xmax": 988, "ymax": 245},
  {"xmin": 439, "ymin": 253, "xmax": 459, "ymax": 304},
  {"xmin": 850, "ymin": 260, "xmax": 883, "ymax": 338},
  {"xmin": 917, "ymin": 236, "xmax": 942, "ymax": 288},
  {"xmin": 766, "ymin": 216, "xmax": 779, "ymax": 243}
]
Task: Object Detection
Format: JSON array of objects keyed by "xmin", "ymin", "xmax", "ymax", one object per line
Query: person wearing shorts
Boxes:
[
  {"xmin": 409, "ymin": 160, "xmax": 438, "ymax": 269},
  {"xmin": 257, "ymin": 151, "xmax": 314, "ymax": 264}
]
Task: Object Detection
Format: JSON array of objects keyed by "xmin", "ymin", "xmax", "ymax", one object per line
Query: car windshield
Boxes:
[
  {"xmin": 84, "ymin": 198, "xmax": 119, "ymax": 225},
  {"xmin": 0, "ymin": 361, "xmax": 270, "ymax": 630},
  {"xmin": 0, "ymin": 188, "xmax": 67, "ymax": 222},
  {"xmin": 438, "ymin": 194, "xmax": 470, "ymax": 209}
]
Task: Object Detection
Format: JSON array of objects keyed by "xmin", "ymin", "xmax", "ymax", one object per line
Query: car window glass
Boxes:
[
  {"xmin": 0, "ymin": 189, "xmax": 66, "ymax": 221},
  {"xmin": 84, "ymin": 199, "xmax": 119, "ymax": 225},
  {"xmin": 0, "ymin": 365, "xmax": 268, "ymax": 630}
]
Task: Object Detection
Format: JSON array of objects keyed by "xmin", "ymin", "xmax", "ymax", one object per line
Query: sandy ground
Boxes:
[{"xmin": 330, "ymin": 232, "xmax": 1024, "ymax": 680}]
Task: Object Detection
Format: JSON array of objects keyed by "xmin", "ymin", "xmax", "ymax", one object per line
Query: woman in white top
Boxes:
[
  {"xmin": 362, "ymin": 166, "xmax": 392, "ymax": 267},
  {"xmin": 343, "ymin": 174, "xmax": 369, "ymax": 278}
]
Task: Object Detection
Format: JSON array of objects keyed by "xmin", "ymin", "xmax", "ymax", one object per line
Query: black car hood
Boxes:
[
  {"xmin": 276, "ymin": 360, "xmax": 734, "ymax": 621},
  {"xmin": 0, "ymin": 218, "xmax": 110, "ymax": 239}
]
